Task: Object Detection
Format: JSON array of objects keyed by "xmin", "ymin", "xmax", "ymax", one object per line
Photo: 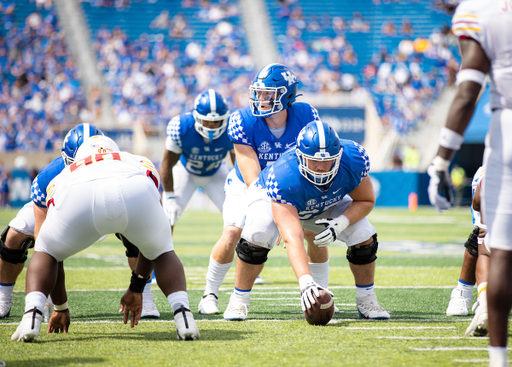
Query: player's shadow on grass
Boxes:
[{"xmin": 4, "ymin": 358, "xmax": 105, "ymax": 366}]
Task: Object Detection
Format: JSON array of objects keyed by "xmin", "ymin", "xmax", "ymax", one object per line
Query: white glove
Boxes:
[
  {"xmin": 313, "ymin": 215, "xmax": 349, "ymax": 247},
  {"xmin": 162, "ymin": 191, "xmax": 180, "ymax": 225},
  {"xmin": 299, "ymin": 274, "xmax": 322, "ymax": 311},
  {"xmin": 427, "ymin": 156, "xmax": 453, "ymax": 214}
]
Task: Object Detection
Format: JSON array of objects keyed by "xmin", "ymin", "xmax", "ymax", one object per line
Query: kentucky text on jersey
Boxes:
[{"xmin": 227, "ymin": 102, "xmax": 321, "ymax": 183}]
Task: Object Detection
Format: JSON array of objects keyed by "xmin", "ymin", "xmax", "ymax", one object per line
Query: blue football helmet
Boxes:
[
  {"xmin": 296, "ymin": 120, "xmax": 342, "ymax": 185},
  {"xmin": 61, "ymin": 123, "xmax": 104, "ymax": 165},
  {"xmin": 193, "ymin": 89, "xmax": 230, "ymax": 142},
  {"xmin": 249, "ymin": 63, "xmax": 299, "ymax": 117}
]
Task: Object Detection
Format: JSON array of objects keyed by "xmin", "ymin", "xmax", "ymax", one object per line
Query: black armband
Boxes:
[{"xmin": 129, "ymin": 271, "xmax": 149, "ymax": 293}]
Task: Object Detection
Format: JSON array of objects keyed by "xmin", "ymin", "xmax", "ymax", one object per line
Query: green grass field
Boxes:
[{"xmin": 0, "ymin": 207, "xmax": 502, "ymax": 366}]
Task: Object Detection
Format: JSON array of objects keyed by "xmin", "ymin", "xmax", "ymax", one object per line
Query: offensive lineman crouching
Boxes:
[
  {"xmin": 11, "ymin": 136, "xmax": 199, "ymax": 342},
  {"xmin": 223, "ymin": 120, "xmax": 389, "ymax": 321}
]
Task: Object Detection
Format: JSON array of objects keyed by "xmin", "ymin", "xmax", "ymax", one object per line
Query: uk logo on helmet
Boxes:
[{"xmin": 281, "ymin": 71, "xmax": 296, "ymax": 86}]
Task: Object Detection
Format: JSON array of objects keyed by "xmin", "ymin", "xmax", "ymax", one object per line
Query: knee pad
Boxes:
[
  {"xmin": 346, "ymin": 234, "xmax": 378, "ymax": 265},
  {"xmin": 116, "ymin": 233, "xmax": 140, "ymax": 258},
  {"xmin": 235, "ymin": 238, "xmax": 270, "ymax": 265},
  {"xmin": 0, "ymin": 225, "xmax": 34, "ymax": 264},
  {"xmin": 464, "ymin": 226, "xmax": 479, "ymax": 257}
]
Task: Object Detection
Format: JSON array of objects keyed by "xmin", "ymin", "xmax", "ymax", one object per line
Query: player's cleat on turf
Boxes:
[
  {"xmin": 198, "ymin": 293, "xmax": 219, "ymax": 315},
  {"xmin": 43, "ymin": 298, "xmax": 53, "ymax": 323},
  {"xmin": 334, "ymin": 305, "xmax": 340, "ymax": 313},
  {"xmin": 254, "ymin": 276, "xmax": 265, "ymax": 285},
  {"xmin": 11, "ymin": 308, "xmax": 43, "ymax": 342},
  {"xmin": 173, "ymin": 306, "xmax": 200, "ymax": 340},
  {"xmin": 356, "ymin": 293, "xmax": 390, "ymax": 320},
  {"xmin": 141, "ymin": 293, "xmax": 160, "ymax": 319},
  {"xmin": 223, "ymin": 294, "xmax": 249, "ymax": 321},
  {"xmin": 466, "ymin": 293, "xmax": 488, "ymax": 337},
  {"xmin": 446, "ymin": 288, "xmax": 473, "ymax": 316},
  {"xmin": 0, "ymin": 296, "xmax": 13, "ymax": 318}
]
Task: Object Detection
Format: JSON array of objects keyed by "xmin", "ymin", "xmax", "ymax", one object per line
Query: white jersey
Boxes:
[
  {"xmin": 471, "ymin": 165, "xmax": 485, "ymax": 226},
  {"xmin": 452, "ymin": 1, "xmax": 512, "ymax": 110}
]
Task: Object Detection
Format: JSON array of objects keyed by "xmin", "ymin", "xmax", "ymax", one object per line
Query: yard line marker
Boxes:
[
  {"xmin": 454, "ymin": 360, "xmax": 489, "ymax": 363},
  {"xmin": 378, "ymin": 336, "xmax": 484, "ymax": 340},
  {"xmin": 343, "ymin": 326, "xmax": 456, "ymax": 329},
  {"xmin": 412, "ymin": 347, "xmax": 489, "ymax": 351}
]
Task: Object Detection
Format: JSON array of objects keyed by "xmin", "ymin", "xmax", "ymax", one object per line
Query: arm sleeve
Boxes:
[
  {"xmin": 227, "ymin": 110, "xmax": 251, "ymax": 146},
  {"xmin": 136, "ymin": 155, "xmax": 161, "ymax": 189},
  {"xmin": 352, "ymin": 142, "xmax": 371, "ymax": 181},
  {"xmin": 452, "ymin": 2, "xmax": 482, "ymax": 43},
  {"xmin": 165, "ymin": 116, "xmax": 183, "ymax": 154}
]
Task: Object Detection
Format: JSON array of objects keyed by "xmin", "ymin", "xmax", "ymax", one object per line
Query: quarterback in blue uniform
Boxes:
[
  {"xmin": 223, "ymin": 120, "xmax": 390, "ymax": 321},
  {"xmin": 161, "ymin": 89, "xmax": 235, "ymax": 230},
  {"xmin": 198, "ymin": 64, "xmax": 327, "ymax": 315}
]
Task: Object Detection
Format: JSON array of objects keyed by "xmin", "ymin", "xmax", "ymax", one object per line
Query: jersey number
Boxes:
[
  {"xmin": 186, "ymin": 160, "xmax": 222, "ymax": 174},
  {"xmin": 70, "ymin": 153, "xmax": 122, "ymax": 172}
]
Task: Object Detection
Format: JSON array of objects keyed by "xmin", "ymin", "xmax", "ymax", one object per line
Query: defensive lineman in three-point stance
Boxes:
[
  {"xmin": 427, "ymin": 1, "xmax": 512, "ymax": 365},
  {"xmin": 223, "ymin": 120, "xmax": 389, "ymax": 321},
  {"xmin": 11, "ymin": 136, "xmax": 199, "ymax": 342}
]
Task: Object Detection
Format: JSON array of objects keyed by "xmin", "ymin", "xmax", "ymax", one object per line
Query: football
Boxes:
[{"xmin": 303, "ymin": 289, "xmax": 335, "ymax": 326}]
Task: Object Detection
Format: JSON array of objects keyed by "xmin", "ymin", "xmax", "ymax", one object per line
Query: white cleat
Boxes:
[
  {"xmin": 446, "ymin": 288, "xmax": 473, "ymax": 316},
  {"xmin": 0, "ymin": 296, "xmax": 13, "ymax": 318},
  {"xmin": 174, "ymin": 306, "xmax": 200, "ymax": 340},
  {"xmin": 198, "ymin": 293, "xmax": 219, "ymax": 315},
  {"xmin": 356, "ymin": 293, "xmax": 390, "ymax": 320},
  {"xmin": 11, "ymin": 308, "xmax": 43, "ymax": 342},
  {"xmin": 223, "ymin": 294, "xmax": 249, "ymax": 321},
  {"xmin": 466, "ymin": 292, "xmax": 488, "ymax": 337},
  {"xmin": 141, "ymin": 293, "xmax": 160, "ymax": 319},
  {"xmin": 254, "ymin": 276, "xmax": 265, "ymax": 285},
  {"xmin": 334, "ymin": 305, "xmax": 340, "ymax": 313},
  {"xmin": 43, "ymin": 298, "xmax": 53, "ymax": 323}
]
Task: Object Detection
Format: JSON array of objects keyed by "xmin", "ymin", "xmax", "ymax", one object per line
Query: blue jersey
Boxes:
[
  {"xmin": 31, "ymin": 157, "xmax": 66, "ymax": 208},
  {"xmin": 227, "ymin": 102, "xmax": 320, "ymax": 183},
  {"xmin": 259, "ymin": 139, "xmax": 370, "ymax": 220},
  {"xmin": 166, "ymin": 113, "xmax": 233, "ymax": 176}
]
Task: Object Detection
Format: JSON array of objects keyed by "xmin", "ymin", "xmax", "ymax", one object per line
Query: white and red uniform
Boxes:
[
  {"xmin": 35, "ymin": 151, "xmax": 173, "ymax": 262},
  {"xmin": 453, "ymin": 1, "xmax": 512, "ymax": 251}
]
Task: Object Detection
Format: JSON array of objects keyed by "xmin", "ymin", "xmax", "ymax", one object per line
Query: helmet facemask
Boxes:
[
  {"xmin": 249, "ymin": 85, "xmax": 288, "ymax": 117},
  {"xmin": 297, "ymin": 148, "xmax": 342, "ymax": 185},
  {"xmin": 193, "ymin": 111, "xmax": 229, "ymax": 142},
  {"xmin": 193, "ymin": 89, "xmax": 230, "ymax": 142}
]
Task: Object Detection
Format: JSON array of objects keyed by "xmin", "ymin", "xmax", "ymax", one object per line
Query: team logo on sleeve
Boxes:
[{"xmin": 258, "ymin": 141, "xmax": 272, "ymax": 153}]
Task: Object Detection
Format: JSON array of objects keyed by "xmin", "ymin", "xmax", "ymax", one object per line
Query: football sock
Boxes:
[
  {"xmin": 309, "ymin": 260, "xmax": 329, "ymax": 289},
  {"xmin": 233, "ymin": 287, "xmax": 251, "ymax": 302},
  {"xmin": 356, "ymin": 283, "xmax": 374, "ymax": 297},
  {"xmin": 204, "ymin": 256, "xmax": 232, "ymax": 296},
  {"xmin": 144, "ymin": 280, "xmax": 152, "ymax": 294},
  {"xmin": 167, "ymin": 291, "xmax": 190, "ymax": 313},
  {"xmin": 0, "ymin": 283, "xmax": 15, "ymax": 300},
  {"xmin": 457, "ymin": 279, "xmax": 475, "ymax": 292},
  {"xmin": 488, "ymin": 346, "xmax": 508, "ymax": 367},
  {"xmin": 25, "ymin": 291, "xmax": 46, "ymax": 313}
]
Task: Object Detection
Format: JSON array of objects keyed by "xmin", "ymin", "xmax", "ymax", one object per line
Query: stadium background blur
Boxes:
[{"xmin": 0, "ymin": 0, "xmax": 488, "ymax": 209}]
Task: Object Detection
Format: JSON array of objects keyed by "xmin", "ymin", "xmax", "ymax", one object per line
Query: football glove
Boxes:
[
  {"xmin": 162, "ymin": 191, "xmax": 180, "ymax": 226},
  {"xmin": 300, "ymin": 280, "xmax": 323, "ymax": 312},
  {"xmin": 427, "ymin": 156, "xmax": 453, "ymax": 213},
  {"xmin": 313, "ymin": 215, "xmax": 349, "ymax": 247}
]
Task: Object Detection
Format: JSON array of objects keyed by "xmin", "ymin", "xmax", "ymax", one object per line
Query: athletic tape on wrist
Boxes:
[
  {"xmin": 163, "ymin": 191, "xmax": 175, "ymax": 199},
  {"xmin": 129, "ymin": 271, "xmax": 149, "ymax": 293},
  {"xmin": 337, "ymin": 215, "xmax": 350, "ymax": 231},
  {"xmin": 432, "ymin": 156, "xmax": 451, "ymax": 171},
  {"xmin": 54, "ymin": 302, "xmax": 68, "ymax": 311},
  {"xmin": 439, "ymin": 127, "xmax": 464, "ymax": 151},
  {"xmin": 456, "ymin": 68, "xmax": 486, "ymax": 86}
]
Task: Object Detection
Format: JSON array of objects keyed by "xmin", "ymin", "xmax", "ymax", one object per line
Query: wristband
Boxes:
[
  {"xmin": 54, "ymin": 302, "xmax": 68, "ymax": 311},
  {"xmin": 337, "ymin": 215, "xmax": 350, "ymax": 231},
  {"xmin": 129, "ymin": 271, "xmax": 149, "ymax": 293},
  {"xmin": 163, "ymin": 191, "xmax": 175, "ymax": 200},
  {"xmin": 439, "ymin": 127, "xmax": 464, "ymax": 151},
  {"xmin": 432, "ymin": 155, "xmax": 451, "ymax": 171}
]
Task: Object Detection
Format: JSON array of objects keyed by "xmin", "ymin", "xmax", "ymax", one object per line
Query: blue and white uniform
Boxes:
[
  {"xmin": 241, "ymin": 139, "xmax": 376, "ymax": 249},
  {"xmin": 224, "ymin": 102, "xmax": 320, "ymax": 228},
  {"xmin": 8, "ymin": 157, "xmax": 65, "ymax": 236},
  {"xmin": 165, "ymin": 113, "xmax": 234, "ymax": 213}
]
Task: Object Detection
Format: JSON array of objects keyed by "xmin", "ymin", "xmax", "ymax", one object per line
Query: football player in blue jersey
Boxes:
[
  {"xmin": 0, "ymin": 123, "xmax": 160, "ymax": 321},
  {"xmin": 161, "ymin": 89, "xmax": 235, "ymax": 232},
  {"xmin": 222, "ymin": 120, "xmax": 390, "ymax": 321},
  {"xmin": 199, "ymin": 63, "xmax": 336, "ymax": 315}
]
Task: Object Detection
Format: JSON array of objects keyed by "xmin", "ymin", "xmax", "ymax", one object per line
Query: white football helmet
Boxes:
[{"xmin": 74, "ymin": 135, "xmax": 120, "ymax": 161}]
